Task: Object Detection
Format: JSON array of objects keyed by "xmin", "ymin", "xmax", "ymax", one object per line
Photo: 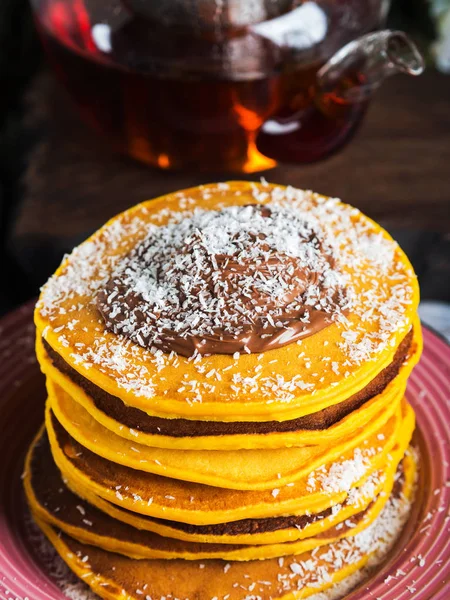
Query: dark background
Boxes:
[
  {"xmin": 0, "ymin": 0, "xmax": 449, "ymax": 317},
  {"xmin": 0, "ymin": 0, "xmax": 41, "ymax": 312}
]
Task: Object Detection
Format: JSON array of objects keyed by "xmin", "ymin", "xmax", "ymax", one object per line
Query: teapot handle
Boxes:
[
  {"xmin": 256, "ymin": 31, "xmax": 425, "ymax": 164},
  {"xmin": 259, "ymin": 29, "xmax": 424, "ymax": 136}
]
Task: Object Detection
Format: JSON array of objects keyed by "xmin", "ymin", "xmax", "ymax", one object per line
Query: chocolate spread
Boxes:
[{"xmin": 98, "ymin": 204, "xmax": 351, "ymax": 356}]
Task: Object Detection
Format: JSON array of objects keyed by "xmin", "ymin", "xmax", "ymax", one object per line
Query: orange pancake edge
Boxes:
[
  {"xmin": 44, "ymin": 399, "xmax": 415, "ymax": 526},
  {"xmin": 35, "ymin": 321, "xmax": 421, "ymax": 449},
  {"xmin": 26, "ymin": 469, "xmax": 402, "ymax": 562},
  {"xmin": 31, "ymin": 466, "xmax": 415, "ymax": 600},
  {"xmin": 25, "ymin": 423, "xmax": 416, "ymax": 558},
  {"xmin": 46, "ymin": 379, "xmax": 405, "ymax": 491}
]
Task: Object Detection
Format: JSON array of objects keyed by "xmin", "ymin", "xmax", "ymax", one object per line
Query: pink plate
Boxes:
[{"xmin": 0, "ymin": 301, "xmax": 449, "ymax": 600}]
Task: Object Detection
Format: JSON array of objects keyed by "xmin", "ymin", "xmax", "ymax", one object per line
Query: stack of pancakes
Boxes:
[{"xmin": 25, "ymin": 182, "xmax": 422, "ymax": 600}]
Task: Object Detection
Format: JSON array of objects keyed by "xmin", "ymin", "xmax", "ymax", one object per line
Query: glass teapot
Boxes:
[{"xmin": 31, "ymin": 0, "xmax": 424, "ymax": 172}]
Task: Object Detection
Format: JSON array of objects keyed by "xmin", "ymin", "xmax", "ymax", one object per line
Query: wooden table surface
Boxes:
[{"xmin": 7, "ymin": 69, "xmax": 450, "ymax": 289}]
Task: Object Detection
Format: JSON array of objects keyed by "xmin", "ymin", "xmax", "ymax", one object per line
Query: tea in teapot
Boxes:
[{"xmin": 31, "ymin": 0, "xmax": 424, "ymax": 172}]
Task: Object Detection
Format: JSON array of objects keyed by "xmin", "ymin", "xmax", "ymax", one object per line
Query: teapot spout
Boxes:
[
  {"xmin": 317, "ymin": 30, "xmax": 425, "ymax": 103},
  {"xmin": 383, "ymin": 31, "xmax": 425, "ymax": 76}
]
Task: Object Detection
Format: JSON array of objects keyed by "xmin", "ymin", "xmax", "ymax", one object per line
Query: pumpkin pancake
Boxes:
[
  {"xmin": 46, "ymin": 399, "xmax": 414, "ymax": 525},
  {"xmin": 47, "ymin": 378, "xmax": 404, "ymax": 491},
  {"xmin": 37, "ymin": 325, "xmax": 421, "ymax": 450},
  {"xmin": 27, "ymin": 443, "xmax": 414, "ymax": 561},
  {"xmin": 35, "ymin": 182, "xmax": 420, "ymax": 423},
  {"xmin": 25, "ymin": 425, "xmax": 415, "ymax": 551},
  {"xmin": 60, "ymin": 460, "xmax": 400, "ymax": 546},
  {"xmin": 32, "ymin": 471, "xmax": 415, "ymax": 600}
]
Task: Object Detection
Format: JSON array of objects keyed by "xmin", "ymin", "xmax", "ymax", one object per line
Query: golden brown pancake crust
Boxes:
[
  {"xmin": 123, "ymin": 467, "xmax": 404, "ymax": 538},
  {"xmin": 33, "ymin": 428, "xmax": 402, "ymax": 539},
  {"xmin": 42, "ymin": 329, "xmax": 412, "ymax": 437}
]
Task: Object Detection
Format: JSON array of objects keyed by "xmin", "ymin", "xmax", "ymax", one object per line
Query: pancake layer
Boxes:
[
  {"xmin": 37, "ymin": 326, "xmax": 421, "ymax": 450},
  {"xmin": 32, "ymin": 473, "xmax": 415, "ymax": 600},
  {"xmin": 26, "ymin": 427, "xmax": 415, "ymax": 555},
  {"xmin": 47, "ymin": 379, "xmax": 406, "ymax": 490},
  {"xmin": 46, "ymin": 399, "xmax": 414, "ymax": 526},
  {"xmin": 27, "ymin": 435, "xmax": 415, "ymax": 561}
]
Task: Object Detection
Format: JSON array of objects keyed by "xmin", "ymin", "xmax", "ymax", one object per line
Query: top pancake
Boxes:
[{"xmin": 35, "ymin": 182, "xmax": 419, "ymax": 421}]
